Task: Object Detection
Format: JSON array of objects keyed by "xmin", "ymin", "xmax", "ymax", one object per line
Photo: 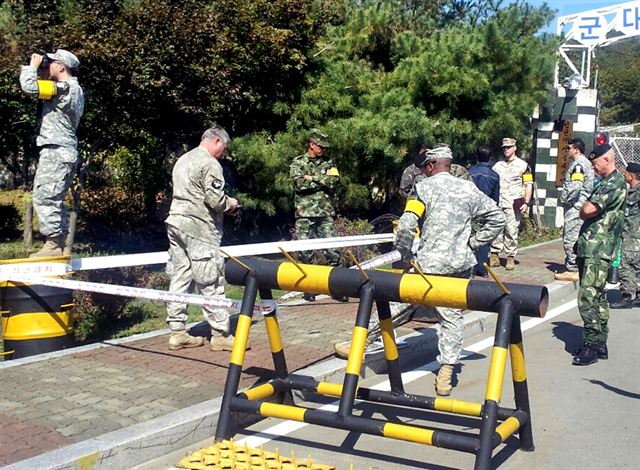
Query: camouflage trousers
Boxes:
[
  {"xmin": 165, "ymin": 225, "xmax": 229, "ymax": 335},
  {"xmin": 33, "ymin": 146, "xmax": 78, "ymax": 237},
  {"xmin": 619, "ymin": 248, "xmax": 640, "ymax": 299},
  {"xmin": 434, "ymin": 269, "xmax": 471, "ymax": 365},
  {"xmin": 562, "ymin": 207, "xmax": 583, "ymax": 271},
  {"xmin": 491, "ymin": 206, "xmax": 520, "ymax": 257},
  {"xmin": 295, "ymin": 216, "xmax": 341, "ymax": 266},
  {"xmin": 577, "ymin": 257, "xmax": 609, "ymax": 345}
]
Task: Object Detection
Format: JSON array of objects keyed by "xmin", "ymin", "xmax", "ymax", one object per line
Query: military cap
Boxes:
[
  {"xmin": 46, "ymin": 49, "xmax": 80, "ymax": 70},
  {"xmin": 308, "ymin": 128, "xmax": 330, "ymax": 148},
  {"xmin": 588, "ymin": 143, "xmax": 612, "ymax": 160},
  {"xmin": 626, "ymin": 162, "xmax": 640, "ymax": 176},
  {"xmin": 501, "ymin": 137, "xmax": 517, "ymax": 147},
  {"xmin": 413, "ymin": 146, "xmax": 453, "ymax": 167}
]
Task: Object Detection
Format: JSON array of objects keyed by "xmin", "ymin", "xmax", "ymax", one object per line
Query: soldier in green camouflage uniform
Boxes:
[
  {"xmin": 573, "ymin": 144, "xmax": 627, "ymax": 366},
  {"xmin": 610, "ymin": 162, "xmax": 640, "ymax": 308},
  {"xmin": 290, "ymin": 130, "xmax": 342, "ymax": 290}
]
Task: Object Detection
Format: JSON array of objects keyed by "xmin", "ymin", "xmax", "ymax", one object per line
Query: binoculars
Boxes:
[{"xmin": 26, "ymin": 51, "xmax": 50, "ymax": 74}]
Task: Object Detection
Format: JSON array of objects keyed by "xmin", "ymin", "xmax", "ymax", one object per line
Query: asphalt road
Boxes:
[{"xmin": 138, "ymin": 291, "xmax": 640, "ymax": 470}]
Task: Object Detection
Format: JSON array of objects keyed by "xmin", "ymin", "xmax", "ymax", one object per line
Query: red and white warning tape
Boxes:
[{"xmin": 1, "ymin": 233, "xmax": 398, "ymax": 312}]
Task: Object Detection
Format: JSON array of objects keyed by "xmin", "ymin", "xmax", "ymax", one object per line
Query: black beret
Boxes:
[
  {"xmin": 626, "ymin": 162, "xmax": 640, "ymax": 175},
  {"xmin": 588, "ymin": 143, "xmax": 612, "ymax": 160}
]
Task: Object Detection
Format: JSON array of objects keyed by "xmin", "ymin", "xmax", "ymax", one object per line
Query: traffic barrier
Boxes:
[
  {"xmin": 216, "ymin": 257, "xmax": 548, "ymax": 470},
  {"xmin": 0, "ymin": 256, "xmax": 74, "ymax": 359}
]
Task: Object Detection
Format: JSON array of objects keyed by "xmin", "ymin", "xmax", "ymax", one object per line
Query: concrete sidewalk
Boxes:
[{"xmin": 0, "ymin": 239, "xmax": 573, "ymax": 469}]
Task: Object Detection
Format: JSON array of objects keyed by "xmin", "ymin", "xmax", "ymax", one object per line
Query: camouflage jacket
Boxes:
[
  {"xmin": 576, "ymin": 171, "xmax": 627, "ymax": 260},
  {"xmin": 623, "ymin": 184, "xmax": 640, "ymax": 250},
  {"xmin": 166, "ymin": 146, "xmax": 234, "ymax": 245},
  {"xmin": 560, "ymin": 155, "xmax": 594, "ymax": 209},
  {"xmin": 492, "ymin": 156, "xmax": 533, "ymax": 209},
  {"xmin": 19, "ymin": 66, "xmax": 84, "ymax": 148},
  {"xmin": 290, "ymin": 153, "xmax": 339, "ymax": 218},
  {"xmin": 395, "ymin": 172, "xmax": 505, "ymax": 274},
  {"xmin": 399, "ymin": 163, "xmax": 470, "ymax": 199}
]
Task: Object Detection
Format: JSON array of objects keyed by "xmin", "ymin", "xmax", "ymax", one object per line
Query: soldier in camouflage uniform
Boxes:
[
  {"xmin": 490, "ymin": 138, "xmax": 534, "ymax": 271},
  {"xmin": 20, "ymin": 50, "xmax": 84, "ymax": 257},
  {"xmin": 395, "ymin": 146, "xmax": 505, "ymax": 395},
  {"xmin": 399, "ymin": 143, "xmax": 470, "ymax": 198},
  {"xmin": 555, "ymin": 138, "xmax": 595, "ymax": 282},
  {"xmin": 165, "ymin": 125, "xmax": 242, "ymax": 352},
  {"xmin": 573, "ymin": 144, "xmax": 626, "ymax": 366},
  {"xmin": 610, "ymin": 162, "xmax": 640, "ymax": 309},
  {"xmin": 290, "ymin": 129, "xmax": 344, "ymax": 302}
]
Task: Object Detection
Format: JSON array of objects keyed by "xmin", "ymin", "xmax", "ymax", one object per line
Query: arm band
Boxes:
[{"xmin": 404, "ymin": 199, "xmax": 426, "ymax": 218}]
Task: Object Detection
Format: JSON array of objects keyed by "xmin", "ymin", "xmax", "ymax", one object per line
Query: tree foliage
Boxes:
[
  {"xmin": 233, "ymin": 0, "xmax": 557, "ymax": 236},
  {"xmin": 0, "ymin": 0, "xmax": 558, "ymax": 244},
  {"xmin": 597, "ymin": 38, "xmax": 640, "ymax": 126}
]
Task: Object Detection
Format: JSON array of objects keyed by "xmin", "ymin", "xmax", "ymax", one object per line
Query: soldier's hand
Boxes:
[
  {"xmin": 225, "ymin": 197, "xmax": 239, "ymax": 215},
  {"xmin": 30, "ymin": 53, "xmax": 44, "ymax": 69},
  {"xmin": 303, "ymin": 175, "xmax": 313, "ymax": 182},
  {"xmin": 519, "ymin": 202, "xmax": 529, "ymax": 215}
]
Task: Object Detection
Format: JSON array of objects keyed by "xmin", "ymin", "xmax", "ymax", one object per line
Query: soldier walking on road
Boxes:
[
  {"xmin": 490, "ymin": 138, "xmax": 533, "ymax": 270},
  {"xmin": 394, "ymin": 146, "xmax": 505, "ymax": 396},
  {"xmin": 573, "ymin": 144, "xmax": 626, "ymax": 366},
  {"xmin": 555, "ymin": 138, "xmax": 595, "ymax": 282},
  {"xmin": 290, "ymin": 129, "xmax": 346, "ymax": 302},
  {"xmin": 165, "ymin": 125, "xmax": 244, "ymax": 352},
  {"xmin": 19, "ymin": 50, "xmax": 84, "ymax": 257},
  {"xmin": 610, "ymin": 162, "xmax": 640, "ymax": 309}
]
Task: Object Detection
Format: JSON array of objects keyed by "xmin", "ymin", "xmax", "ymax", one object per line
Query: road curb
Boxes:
[{"xmin": 4, "ymin": 278, "xmax": 577, "ymax": 470}]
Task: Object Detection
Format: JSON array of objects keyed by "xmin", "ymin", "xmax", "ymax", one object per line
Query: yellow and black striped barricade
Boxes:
[
  {"xmin": 217, "ymin": 257, "xmax": 548, "ymax": 470},
  {"xmin": 1, "ymin": 257, "xmax": 74, "ymax": 359}
]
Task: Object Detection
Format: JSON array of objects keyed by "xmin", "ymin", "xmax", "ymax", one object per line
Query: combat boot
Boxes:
[
  {"xmin": 303, "ymin": 293, "xmax": 316, "ymax": 302},
  {"xmin": 435, "ymin": 364, "xmax": 454, "ymax": 396},
  {"xmin": 610, "ymin": 294, "xmax": 634, "ymax": 309},
  {"xmin": 30, "ymin": 235, "xmax": 64, "ymax": 258},
  {"xmin": 595, "ymin": 342, "xmax": 608, "ymax": 360},
  {"xmin": 489, "ymin": 253, "xmax": 500, "ymax": 268},
  {"xmin": 210, "ymin": 334, "xmax": 251, "ymax": 352},
  {"xmin": 554, "ymin": 271, "xmax": 579, "ymax": 282},
  {"xmin": 572, "ymin": 344, "xmax": 598, "ymax": 366},
  {"xmin": 505, "ymin": 256, "xmax": 515, "ymax": 271},
  {"xmin": 334, "ymin": 336, "xmax": 373, "ymax": 359},
  {"xmin": 168, "ymin": 331, "xmax": 205, "ymax": 350}
]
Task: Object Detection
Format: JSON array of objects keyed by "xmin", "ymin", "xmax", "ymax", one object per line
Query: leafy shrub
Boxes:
[{"xmin": 333, "ymin": 216, "xmax": 380, "ymax": 267}]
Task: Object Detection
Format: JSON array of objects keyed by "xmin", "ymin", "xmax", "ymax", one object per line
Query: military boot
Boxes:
[
  {"xmin": 610, "ymin": 294, "xmax": 634, "ymax": 309},
  {"xmin": 303, "ymin": 293, "xmax": 316, "ymax": 302},
  {"xmin": 572, "ymin": 344, "xmax": 598, "ymax": 366},
  {"xmin": 435, "ymin": 364, "xmax": 455, "ymax": 396},
  {"xmin": 334, "ymin": 336, "xmax": 373, "ymax": 360},
  {"xmin": 595, "ymin": 342, "xmax": 608, "ymax": 360},
  {"xmin": 168, "ymin": 331, "xmax": 205, "ymax": 350},
  {"xmin": 554, "ymin": 270, "xmax": 579, "ymax": 282},
  {"xmin": 489, "ymin": 253, "xmax": 500, "ymax": 268},
  {"xmin": 210, "ymin": 334, "xmax": 251, "ymax": 352},
  {"xmin": 30, "ymin": 235, "xmax": 64, "ymax": 258},
  {"xmin": 505, "ymin": 256, "xmax": 515, "ymax": 271}
]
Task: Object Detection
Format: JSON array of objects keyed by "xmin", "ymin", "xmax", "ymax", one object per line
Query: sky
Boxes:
[{"xmin": 528, "ymin": 0, "xmax": 626, "ymax": 34}]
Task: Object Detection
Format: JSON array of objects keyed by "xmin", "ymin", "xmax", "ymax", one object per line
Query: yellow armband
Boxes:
[
  {"xmin": 403, "ymin": 199, "xmax": 426, "ymax": 218},
  {"xmin": 326, "ymin": 167, "xmax": 340, "ymax": 176},
  {"xmin": 570, "ymin": 172, "xmax": 584, "ymax": 182},
  {"xmin": 522, "ymin": 172, "xmax": 533, "ymax": 184},
  {"xmin": 37, "ymin": 80, "xmax": 57, "ymax": 100}
]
